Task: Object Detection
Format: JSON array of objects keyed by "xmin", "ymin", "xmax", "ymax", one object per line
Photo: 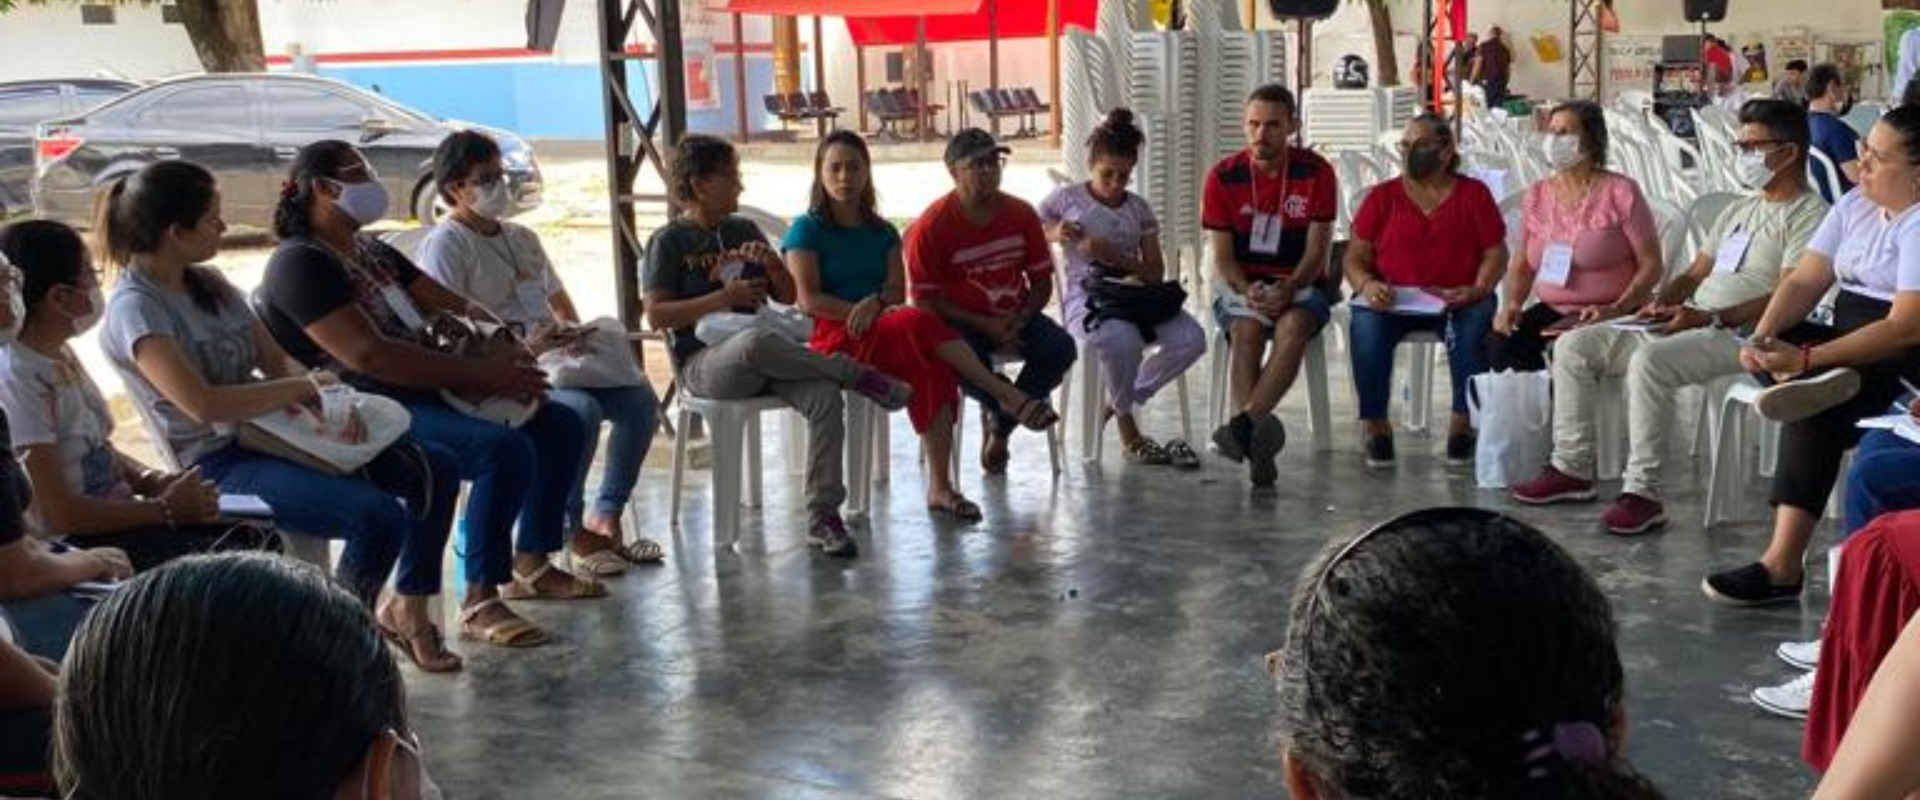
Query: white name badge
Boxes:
[
  {"xmin": 1538, "ymin": 242, "xmax": 1575, "ymax": 287},
  {"xmin": 1250, "ymin": 212, "xmax": 1283, "ymax": 255},
  {"xmin": 379, "ymin": 283, "xmax": 427, "ymax": 331},
  {"xmin": 1713, "ymin": 230, "xmax": 1754, "ymax": 274}
]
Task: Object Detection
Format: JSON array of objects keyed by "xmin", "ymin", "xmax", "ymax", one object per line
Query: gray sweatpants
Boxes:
[{"xmin": 681, "ymin": 328, "xmax": 860, "ymax": 512}]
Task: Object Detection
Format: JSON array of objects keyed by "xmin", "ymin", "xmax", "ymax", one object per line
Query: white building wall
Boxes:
[{"xmin": 0, "ymin": 3, "xmax": 199, "ymax": 80}]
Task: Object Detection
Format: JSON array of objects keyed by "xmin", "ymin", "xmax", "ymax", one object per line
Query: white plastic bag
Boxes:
[
  {"xmin": 540, "ymin": 317, "xmax": 647, "ymax": 389},
  {"xmin": 1468, "ymin": 369, "xmax": 1553, "ymax": 489},
  {"xmin": 694, "ymin": 305, "xmax": 812, "ymax": 346}
]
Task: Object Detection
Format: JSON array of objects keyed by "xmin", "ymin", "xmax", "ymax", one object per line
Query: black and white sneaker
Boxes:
[
  {"xmin": 1701, "ymin": 562, "xmax": 1803, "ymax": 606},
  {"xmin": 1363, "ymin": 434, "xmax": 1395, "ymax": 469},
  {"xmin": 1754, "ymin": 368, "xmax": 1862, "ymax": 423}
]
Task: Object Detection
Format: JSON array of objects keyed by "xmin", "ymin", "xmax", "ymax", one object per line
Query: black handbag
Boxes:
[{"xmin": 1081, "ymin": 272, "xmax": 1188, "ymax": 342}]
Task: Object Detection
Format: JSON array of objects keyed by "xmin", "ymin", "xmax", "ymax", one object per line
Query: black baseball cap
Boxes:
[{"xmin": 944, "ymin": 127, "xmax": 1011, "ymax": 167}]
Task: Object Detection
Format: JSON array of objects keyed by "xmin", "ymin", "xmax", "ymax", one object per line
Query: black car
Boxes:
[
  {"xmin": 33, "ymin": 73, "xmax": 541, "ymax": 229},
  {"xmin": 0, "ymin": 78, "xmax": 138, "ymax": 218}
]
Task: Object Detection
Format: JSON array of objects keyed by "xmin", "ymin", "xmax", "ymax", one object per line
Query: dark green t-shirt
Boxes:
[{"xmin": 641, "ymin": 215, "xmax": 773, "ymax": 368}]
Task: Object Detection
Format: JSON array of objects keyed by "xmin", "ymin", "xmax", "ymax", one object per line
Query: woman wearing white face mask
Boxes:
[
  {"xmin": 415, "ymin": 131, "xmax": 665, "ymax": 574},
  {"xmin": 0, "ymin": 220, "xmax": 280, "ymax": 573},
  {"xmin": 1488, "ymin": 101, "xmax": 1666, "ymax": 372},
  {"xmin": 54, "ymin": 553, "xmax": 443, "ymax": 800},
  {"xmin": 0, "ymin": 246, "xmax": 131, "ymax": 664},
  {"xmin": 256, "ymin": 140, "xmax": 604, "ymax": 657}
]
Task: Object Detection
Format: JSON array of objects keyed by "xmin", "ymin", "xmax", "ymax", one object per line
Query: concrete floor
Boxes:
[{"xmin": 405, "ymin": 360, "xmax": 1828, "ymax": 800}]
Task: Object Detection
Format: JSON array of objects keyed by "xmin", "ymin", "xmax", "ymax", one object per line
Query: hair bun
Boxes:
[{"xmin": 1102, "ymin": 107, "xmax": 1136, "ymax": 132}]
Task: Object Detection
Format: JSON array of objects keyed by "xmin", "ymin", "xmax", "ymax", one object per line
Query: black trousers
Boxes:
[
  {"xmin": 1770, "ymin": 292, "xmax": 1920, "ymax": 514},
  {"xmin": 67, "ymin": 518, "xmax": 281, "ymax": 573},
  {"xmin": 1485, "ymin": 303, "xmax": 1568, "ymax": 373}
]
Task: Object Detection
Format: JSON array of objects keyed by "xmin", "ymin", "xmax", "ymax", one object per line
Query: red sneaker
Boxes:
[
  {"xmin": 1509, "ymin": 465, "xmax": 1597, "ymax": 505},
  {"xmin": 1601, "ymin": 493, "xmax": 1667, "ymax": 536}
]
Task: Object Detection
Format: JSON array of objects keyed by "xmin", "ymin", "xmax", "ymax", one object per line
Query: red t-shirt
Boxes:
[
  {"xmin": 1351, "ymin": 175, "xmax": 1505, "ymax": 288},
  {"xmin": 1200, "ymin": 148, "xmax": 1338, "ymax": 281},
  {"xmin": 905, "ymin": 193, "xmax": 1053, "ymax": 316}
]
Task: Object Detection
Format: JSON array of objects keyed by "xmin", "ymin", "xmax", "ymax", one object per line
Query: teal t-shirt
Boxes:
[{"xmin": 781, "ymin": 212, "xmax": 901, "ymax": 303}]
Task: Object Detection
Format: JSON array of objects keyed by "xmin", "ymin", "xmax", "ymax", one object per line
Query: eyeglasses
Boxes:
[
  {"xmin": 1733, "ymin": 139, "xmax": 1785, "ymax": 153},
  {"xmin": 1859, "ymin": 143, "xmax": 1918, "ymax": 169},
  {"xmin": 1395, "ymin": 139, "xmax": 1448, "ymax": 153},
  {"xmin": 1264, "ymin": 506, "xmax": 1514, "ymax": 679}
]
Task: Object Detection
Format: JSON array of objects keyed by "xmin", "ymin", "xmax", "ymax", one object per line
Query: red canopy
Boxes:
[{"xmin": 711, "ymin": 0, "xmax": 1096, "ymax": 46}]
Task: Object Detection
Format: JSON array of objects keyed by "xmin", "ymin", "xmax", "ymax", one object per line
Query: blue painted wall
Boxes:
[{"xmin": 313, "ymin": 56, "xmax": 777, "ymax": 140}]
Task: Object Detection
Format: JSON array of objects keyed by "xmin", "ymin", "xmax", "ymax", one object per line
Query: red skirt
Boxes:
[
  {"xmin": 810, "ymin": 307, "xmax": 961, "ymax": 434},
  {"xmin": 1804, "ymin": 509, "xmax": 1920, "ymax": 771}
]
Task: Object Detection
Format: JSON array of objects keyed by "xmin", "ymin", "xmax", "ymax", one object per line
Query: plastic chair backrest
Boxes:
[
  {"xmin": 763, "ymin": 94, "xmax": 786, "ymax": 114},
  {"xmin": 1806, "ymin": 146, "xmax": 1847, "ymax": 205},
  {"xmin": 969, "ymin": 91, "xmax": 992, "ymax": 114},
  {"xmin": 808, "ymin": 91, "xmax": 833, "ymax": 110},
  {"xmin": 1684, "ymin": 191, "xmax": 1742, "ymax": 258}
]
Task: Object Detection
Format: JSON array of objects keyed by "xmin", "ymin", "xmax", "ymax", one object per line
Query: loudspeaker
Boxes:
[
  {"xmin": 1268, "ymin": 0, "xmax": 1338, "ymax": 20},
  {"xmin": 1683, "ymin": 0, "xmax": 1727, "ymax": 22}
]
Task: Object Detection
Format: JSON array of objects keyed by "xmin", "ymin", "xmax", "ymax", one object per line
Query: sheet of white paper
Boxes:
[
  {"xmin": 219, "ymin": 494, "xmax": 275, "ymax": 519},
  {"xmin": 1077, "ymin": 204, "xmax": 1132, "ymax": 248},
  {"xmin": 1609, "ymin": 318, "xmax": 1664, "ymax": 331},
  {"xmin": 1389, "ymin": 287, "xmax": 1448, "ymax": 315},
  {"xmin": 1895, "ymin": 417, "xmax": 1920, "ymax": 447}
]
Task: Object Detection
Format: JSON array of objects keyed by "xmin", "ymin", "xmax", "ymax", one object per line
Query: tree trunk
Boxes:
[
  {"xmin": 1366, "ymin": 0, "xmax": 1399, "ymax": 87},
  {"xmin": 174, "ymin": 0, "xmax": 266, "ymax": 72}
]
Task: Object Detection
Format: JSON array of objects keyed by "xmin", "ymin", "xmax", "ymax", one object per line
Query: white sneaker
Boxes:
[
  {"xmin": 1777, "ymin": 640, "xmax": 1821, "ymax": 671},
  {"xmin": 1752, "ymin": 671, "xmax": 1816, "ymax": 720}
]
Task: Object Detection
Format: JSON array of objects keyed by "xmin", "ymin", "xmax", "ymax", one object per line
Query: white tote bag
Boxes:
[
  {"xmin": 1468, "ymin": 369, "xmax": 1553, "ymax": 489},
  {"xmin": 539, "ymin": 317, "xmax": 648, "ymax": 389},
  {"xmin": 237, "ymin": 392, "xmax": 412, "ymax": 476}
]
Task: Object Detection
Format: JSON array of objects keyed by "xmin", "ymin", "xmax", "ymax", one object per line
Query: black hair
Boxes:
[
  {"xmin": 431, "ymin": 129, "xmax": 504, "ymax": 205},
  {"xmin": 272, "ymin": 139, "xmax": 361, "ymax": 241},
  {"xmin": 1274, "ymin": 508, "xmax": 1667, "ymax": 800},
  {"xmin": 1808, "ymin": 63, "xmax": 1845, "ymax": 101},
  {"xmin": 1904, "ymin": 77, "xmax": 1920, "ymax": 110},
  {"xmin": 670, "ymin": 133, "xmax": 738, "ymax": 206},
  {"xmin": 1549, "ymin": 100, "xmax": 1610, "ymax": 168},
  {"xmin": 91, "ymin": 160, "xmax": 233, "ymax": 314},
  {"xmin": 1880, "ymin": 104, "xmax": 1920, "ymax": 164},
  {"xmin": 0, "ymin": 219, "xmax": 89, "ymax": 314},
  {"xmin": 1407, "ymin": 113, "xmax": 1462, "ymax": 173},
  {"xmin": 1247, "ymin": 83, "xmax": 1297, "ymax": 116},
  {"xmin": 1738, "ymin": 98, "xmax": 1812, "ymax": 165},
  {"xmin": 1087, "ymin": 107, "xmax": 1146, "ymax": 164},
  {"xmin": 1785, "ymin": 59, "xmax": 1809, "ymax": 73},
  {"xmin": 53, "ymin": 553, "xmax": 406, "ymax": 800},
  {"xmin": 806, "ymin": 129, "xmax": 884, "ymax": 229}
]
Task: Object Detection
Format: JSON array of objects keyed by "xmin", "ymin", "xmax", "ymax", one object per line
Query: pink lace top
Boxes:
[{"xmin": 1520, "ymin": 172, "xmax": 1657, "ymax": 312}]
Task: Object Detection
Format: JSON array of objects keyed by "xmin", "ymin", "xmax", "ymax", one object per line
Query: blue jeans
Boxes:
[
  {"xmin": 196, "ymin": 438, "xmax": 458, "ymax": 601},
  {"xmin": 406, "ymin": 399, "xmax": 585, "ymax": 584},
  {"xmin": 548, "ymin": 385, "xmax": 659, "ymax": 530},
  {"xmin": 958, "ymin": 313, "xmax": 1077, "ymax": 436},
  {"xmin": 0, "ymin": 590, "xmax": 95, "ymax": 660},
  {"xmin": 1844, "ymin": 429, "xmax": 1920, "ymax": 536},
  {"xmin": 1347, "ymin": 296, "xmax": 1496, "ymax": 420}
]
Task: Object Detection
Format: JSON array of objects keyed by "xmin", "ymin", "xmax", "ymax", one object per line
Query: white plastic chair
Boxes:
[
  {"xmin": 1807, "ymin": 147, "xmax": 1848, "ymax": 204},
  {"xmin": 668, "ymin": 392, "xmax": 786, "ymax": 546},
  {"xmin": 1701, "ymin": 376, "xmax": 1845, "ymax": 526},
  {"xmin": 843, "ymin": 392, "xmax": 890, "ymax": 517},
  {"xmin": 1068, "ymin": 338, "xmax": 1195, "ymax": 465},
  {"xmin": 1205, "ymin": 327, "xmax": 1334, "ymax": 453},
  {"xmin": 949, "ymin": 352, "xmax": 1065, "ymax": 478}
]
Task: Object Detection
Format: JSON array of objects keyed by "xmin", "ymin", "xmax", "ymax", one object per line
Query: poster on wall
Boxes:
[
  {"xmin": 681, "ymin": 2, "xmax": 729, "ymax": 111},
  {"xmin": 1603, "ymin": 36, "xmax": 1662, "ymax": 92}
]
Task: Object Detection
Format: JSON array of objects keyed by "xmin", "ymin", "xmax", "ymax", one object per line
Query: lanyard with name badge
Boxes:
[
  {"xmin": 322, "ymin": 239, "xmax": 427, "ymax": 331},
  {"xmin": 481, "ymin": 230, "xmax": 549, "ymax": 317},
  {"xmin": 1713, "ymin": 223, "xmax": 1754, "ymax": 274},
  {"xmin": 1247, "ymin": 154, "xmax": 1292, "ymax": 256}
]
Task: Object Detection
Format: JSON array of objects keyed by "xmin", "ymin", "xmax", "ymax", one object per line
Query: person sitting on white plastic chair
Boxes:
[
  {"xmin": 1510, "ymin": 99, "xmax": 1829, "ymax": 537},
  {"xmin": 1039, "ymin": 108, "xmax": 1203, "ymax": 469},
  {"xmin": 787, "ymin": 131, "xmax": 1054, "ymax": 524},
  {"xmin": 1343, "ymin": 114, "xmax": 1506, "ymax": 470},
  {"xmin": 1202, "ymin": 84, "xmax": 1339, "ymax": 489},
  {"xmin": 644, "ymin": 134, "xmax": 910, "ymax": 558}
]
